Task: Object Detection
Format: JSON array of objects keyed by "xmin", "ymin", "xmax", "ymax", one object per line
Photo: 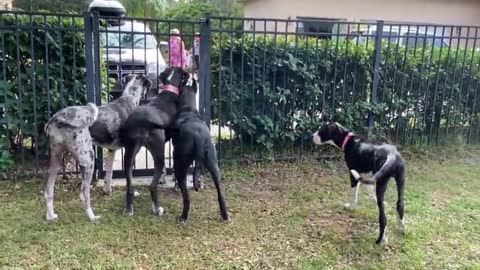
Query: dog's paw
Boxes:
[
  {"xmin": 86, "ymin": 208, "xmax": 101, "ymax": 222},
  {"xmin": 102, "ymin": 184, "xmax": 112, "ymax": 195},
  {"xmin": 46, "ymin": 213, "xmax": 58, "ymax": 222},
  {"xmin": 158, "ymin": 178, "xmax": 166, "ymax": 185},
  {"xmin": 124, "ymin": 207, "xmax": 134, "ymax": 216},
  {"xmin": 343, "ymin": 203, "xmax": 357, "ymax": 209},
  {"xmin": 89, "ymin": 215, "xmax": 102, "ymax": 222},
  {"xmin": 177, "ymin": 217, "xmax": 188, "ymax": 225},
  {"xmin": 398, "ymin": 218, "xmax": 406, "ymax": 236},
  {"xmin": 152, "ymin": 205, "xmax": 165, "ymax": 216},
  {"xmin": 376, "ymin": 235, "xmax": 388, "ymax": 245}
]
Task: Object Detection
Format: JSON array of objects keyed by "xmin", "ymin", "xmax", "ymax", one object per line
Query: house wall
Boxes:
[
  {"xmin": 243, "ymin": 0, "xmax": 480, "ymax": 47},
  {"xmin": 244, "ymin": 0, "xmax": 480, "ymax": 26},
  {"xmin": 0, "ymin": 0, "xmax": 13, "ymax": 10}
]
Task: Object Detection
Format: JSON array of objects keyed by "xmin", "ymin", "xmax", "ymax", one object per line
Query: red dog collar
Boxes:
[
  {"xmin": 161, "ymin": 84, "xmax": 180, "ymax": 95},
  {"xmin": 341, "ymin": 132, "xmax": 354, "ymax": 152}
]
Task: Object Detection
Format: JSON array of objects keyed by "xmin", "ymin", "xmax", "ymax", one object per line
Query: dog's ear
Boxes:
[
  {"xmin": 122, "ymin": 74, "xmax": 135, "ymax": 85},
  {"xmin": 159, "ymin": 67, "xmax": 171, "ymax": 84},
  {"xmin": 143, "ymin": 78, "xmax": 152, "ymax": 91},
  {"xmin": 181, "ymin": 70, "xmax": 190, "ymax": 86},
  {"xmin": 191, "ymin": 78, "xmax": 197, "ymax": 91}
]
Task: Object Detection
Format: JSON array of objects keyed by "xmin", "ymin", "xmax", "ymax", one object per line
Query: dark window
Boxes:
[{"xmin": 296, "ymin": 17, "xmax": 344, "ymax": 40}]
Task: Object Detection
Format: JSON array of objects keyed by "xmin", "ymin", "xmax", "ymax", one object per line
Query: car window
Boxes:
[
  {"xmin": 402, "ymin": 33, "xmax": 446, "ymax": 48},
  {"xmin": 102, "ymin": 32, "xmax": 157, "ymax": 49},
  {"xmin": 371, "ymin": 30, "xmax": 399, "ymax": 43}
]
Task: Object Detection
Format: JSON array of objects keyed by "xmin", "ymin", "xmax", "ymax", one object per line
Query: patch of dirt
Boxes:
[
  {"xmin": 431, "ymin": 191, "xmax": 452, "ymax": 209},
  {"xmin": 305, "ymin": 210, "xmax": 355, "ymax": 235},
  {"xmin": 464, "ymin": 152, "xmax": 480, "ymax": 166}
]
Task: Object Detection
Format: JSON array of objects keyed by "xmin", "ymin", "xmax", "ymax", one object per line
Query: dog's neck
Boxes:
[
  {"xmin": 341, "ymin": 132, "xmax": 354, "ymax": 151},
  {"xmin": 122, "ymin": 88, "xmax": 144, "ymax": 106},
  {"xmin": 331, "ymin": 131, "xmax": 355, "ymax": 150},
  {"xmin": 161, "ymin": 84, "xmax": 180, "ymax": 95}
]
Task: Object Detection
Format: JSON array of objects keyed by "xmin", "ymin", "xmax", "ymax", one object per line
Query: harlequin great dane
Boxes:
[
  {"xmin": 313, "ymin": 123, "xmax": 406, "ymax": 244},
  {"xmin": 44, "ymin": 74, "xmax": 151, "ymax": 221}
]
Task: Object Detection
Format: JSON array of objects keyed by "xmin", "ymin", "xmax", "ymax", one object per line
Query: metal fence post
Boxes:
[
  {"xmin": 199, "ymin": 13, "xmax": 212, "ymax": 128},
  {"xmin": 92, "ymin": 11, "xmax": 102, "ymax": 107},
  {"xmin": 85, "ymin": 11, "xmax": 103, "ymax": 179},
  {"xmin": 368, "ymin": 20, "xmax": 384, "ymax": 136},
  {"xmin": 84, "ymin": 11, "xmax": 95, "ymax": 104}
]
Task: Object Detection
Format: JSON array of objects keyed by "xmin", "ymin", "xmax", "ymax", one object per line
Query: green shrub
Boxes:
[
  {"xmin": 211, "ymin": 36, "xmax": 480, "ymax": 155},
  {"xmin": 0, "ymin": 14, "xmax": 87, "ymax": 159}
]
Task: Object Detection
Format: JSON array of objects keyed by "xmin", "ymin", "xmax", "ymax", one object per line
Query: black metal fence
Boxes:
[
  {"xmin": 208, "ymin": 16, "xmax": 480, "ymax": 161},
  {"xmin": 1, "ymin": 10, "xmax": 479, "ymax": 178}
]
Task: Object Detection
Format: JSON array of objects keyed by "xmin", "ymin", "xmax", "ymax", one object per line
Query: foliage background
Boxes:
[{"xmin": 210, "ymin": 36, "xmax": 480, "ymax": 157}]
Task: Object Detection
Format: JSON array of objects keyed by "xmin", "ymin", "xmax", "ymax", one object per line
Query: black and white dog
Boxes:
[
  {"xmin": 171, "ymin": 77, "xmax": 229, "ymax": 224},
  {"xmin": 120, "ymin": 67, "xmax": 189, "ymax": 217},
  {"xmin": 44, "ymin": 74, "xmax": 151, "ymax": 221},
  {"xmin": 312, "ymin": 123, "xmax": 406, "ymax": 244}
]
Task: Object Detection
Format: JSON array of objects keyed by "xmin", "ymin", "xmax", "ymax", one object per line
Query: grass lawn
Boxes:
[{"xmin": 1, "ymin": 146, "xmax": 479, "ymax": 269}]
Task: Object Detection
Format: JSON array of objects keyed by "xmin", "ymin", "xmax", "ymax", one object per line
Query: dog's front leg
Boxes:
[
  {"xmin": 150, "ymin": 153, "xmax": 165, "ymax": 216},
  {"xmin": 344, "ymin": 173, "xmax": 360, "ymax": 209},
  {"xmin": 124, "ymin": 143, "xmax": 141, "ymax": 216},
  {"xmin": 102, "ymin": 150, "xmax": 116, "ymax": 195}
]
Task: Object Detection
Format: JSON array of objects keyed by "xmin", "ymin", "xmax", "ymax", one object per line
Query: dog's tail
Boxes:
[
  {"xmin": 45, "ymin": 103, "xmax": 98, "ymax": 135},
  {"xmin": 350, "ymin": 154, "xmax": 397, "ymax": 185}
]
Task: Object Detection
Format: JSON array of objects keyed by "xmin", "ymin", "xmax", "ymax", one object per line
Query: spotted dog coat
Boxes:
[
  {"xmin": 312, "ymin": 123, "xmax": 406, "ymax": 244},
  {"xmin": 44, "ymin": 74, "xmax": 151, "ymax": 222}
]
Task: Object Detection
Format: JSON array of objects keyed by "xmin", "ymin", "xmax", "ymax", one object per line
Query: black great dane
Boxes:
[
  {"xmin": 120, "ymin": 67, "xmax": 189, "ymax": 217},
  {"xmin": 171, "ymin": 77, "xmax": 229, "ymax": 224}
]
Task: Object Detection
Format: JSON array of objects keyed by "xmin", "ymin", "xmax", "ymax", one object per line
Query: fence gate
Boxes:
[{"xmin": 84, "ymin": 12, "xmax": 209, "ymax": 179}]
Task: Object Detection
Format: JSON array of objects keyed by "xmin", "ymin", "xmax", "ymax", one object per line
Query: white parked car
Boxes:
[
  {"xmin": 101, "ymin": 20, "xmax": 167, "ymax": 98},
  {"xmin": 349, "ymin": 25, "xmax": 449, "ymax": 48}
]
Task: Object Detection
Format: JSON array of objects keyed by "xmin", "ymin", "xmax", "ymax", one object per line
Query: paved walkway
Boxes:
[{"xmin": 98, "ymin": 174, "xmax": 194, "ymax": 188}]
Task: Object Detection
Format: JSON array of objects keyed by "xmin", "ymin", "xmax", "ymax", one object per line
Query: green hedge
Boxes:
[
  {"xmin": 211, "ymin": 36, "xmax": 480, "ymax": 154},
  {"xmin": 0, "ymin": 14, "xmax": 87, "ymax": 166}
]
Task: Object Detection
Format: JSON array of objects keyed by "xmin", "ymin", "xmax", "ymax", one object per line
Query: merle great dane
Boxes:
[
  {"xmin": 120, "ymin": 66, "xmax": 190, "ymax": 217},
  {"xmin": 44, "ymin": 74, "xmax": 151, "ymax": 221},
  {"xmin": 313, "ymin": 123, "xmax": 406, "ymax": 244},
  {"xmin": 171, "ymin": 77, "xmax": 229, "ymax": 224}
]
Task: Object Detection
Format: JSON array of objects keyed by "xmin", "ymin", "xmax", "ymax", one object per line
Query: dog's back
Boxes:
[
  {"xmin": 46, "ymin": 103, "xmax": 98, "ymax": 144},
  {"xmin": 89, "ymin": 96, "xmax": 138, "ymax": 149}
]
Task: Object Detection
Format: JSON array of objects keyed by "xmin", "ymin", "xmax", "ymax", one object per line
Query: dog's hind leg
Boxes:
[
  {"xmin": 75, "ymin": 140, "xmax": 100, "ymax": 221},
  {"xmin": 124, "ymin": 142, "xmax": 142, "ymax": 216},
  {"xmin": 45, "ymin": 143, "xmax": 62, "ymax": 221},
  {"xmin": 395, "ymin": 164, "xmax": 406, "ymax": 235},
  {"xmin": 375, "ymin": 180, "xmax": 389, "ymax": 245},
  {"xmin": 102, "ymin": 149, "xmax": 116, "ymax": 195},
  {"xmin": 203, "ymin": 146, "xmax": 229, "ymax": 221}
]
